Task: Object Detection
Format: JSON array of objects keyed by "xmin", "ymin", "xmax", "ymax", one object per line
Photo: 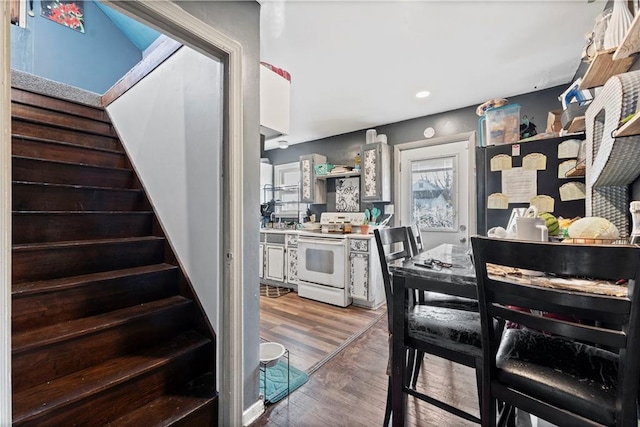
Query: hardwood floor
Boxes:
[
  {"xmin": 256, "ymin": 295, "xmax": 480, "ymax": 426},
  {"xmin": 260, "ymin": 292, "xmax": 385, "ymax": 373}
]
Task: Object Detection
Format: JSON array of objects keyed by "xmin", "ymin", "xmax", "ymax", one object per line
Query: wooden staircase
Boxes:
[{"xmin": 10, "ymin": 87, "xmax": 218, "ymax": 426}]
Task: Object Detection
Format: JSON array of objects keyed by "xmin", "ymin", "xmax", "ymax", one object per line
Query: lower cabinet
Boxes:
[
  {"xmin": 265, "ymin": 244, "xmax": 286, "ymax": 282},
  {"xmin": 348, "ymin": 237, "xmax": 384, "ymax": 309},
  {"xmin": 259, "ymin": 243, "xmax": 264, "ymax": 279}
]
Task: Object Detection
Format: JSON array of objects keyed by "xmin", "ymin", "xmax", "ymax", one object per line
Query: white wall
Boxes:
[{"xmin": 107, "ymin": 46, "xmax": 223, "ymax": 331}]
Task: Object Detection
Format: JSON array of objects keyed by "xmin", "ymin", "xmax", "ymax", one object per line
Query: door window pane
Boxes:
[{"xmin": 410, "ymin": 156, "xmax": 457, "ymax": 231}]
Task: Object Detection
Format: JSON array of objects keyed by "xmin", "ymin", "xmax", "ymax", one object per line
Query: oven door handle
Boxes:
[{"xmin": 298, "ymin": 238, "xmax": 346, "ymax": 246}]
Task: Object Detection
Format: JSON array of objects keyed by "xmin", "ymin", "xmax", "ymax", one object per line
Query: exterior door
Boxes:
[{"xmin": 398, "ymin": 139, "xmax": 474, "ymax": 250}]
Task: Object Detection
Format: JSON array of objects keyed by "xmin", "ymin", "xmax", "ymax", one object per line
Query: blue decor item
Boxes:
[{"xmin": 260, "ymin": 360, "xmax": 308, "ymax": 404}]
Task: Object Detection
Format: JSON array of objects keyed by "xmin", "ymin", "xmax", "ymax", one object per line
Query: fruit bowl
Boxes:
[
  {"xmin": 301, "ymin": 222, "xmax": 321, "ymax": 230},
  {"xmin": 260, "ymin": 342, "xmax": 286, "ymax": 368}
]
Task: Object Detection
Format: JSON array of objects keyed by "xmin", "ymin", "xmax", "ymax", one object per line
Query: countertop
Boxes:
[{"xmin": 260, "ymin": 228, "xmax": 376, "ymax": 239}]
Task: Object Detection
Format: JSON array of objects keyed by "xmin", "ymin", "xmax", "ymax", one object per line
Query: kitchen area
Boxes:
[{"xmin": 259, "ymin": 141, "xmax": 393, "ymax": 310}]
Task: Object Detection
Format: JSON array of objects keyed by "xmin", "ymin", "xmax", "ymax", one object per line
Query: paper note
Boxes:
[
  {"xmin": 522, "ymin": 153, "xmax": 547, "ymax": 171},
  {"xmin": 512, "ymin": 144, "xmax": 520, "ymax": 157},
  {"xmin": 490, "ymin": 154, "xmax": 512, "ymax": 171},
  {"xmin": 559, "ymin": 182, "xmax": 586, "ymax": 201},
  {"xmin": 501, "ymin": 168, "xmax": 537, "ymax": 204},
  {"xmin": 558, "ymin": 159, "xmax": 578, "ymax": 179},
  {"xmin": 558, "ymin": 139, "xmax": 582, "ymax": 159},
  {"xmin": 488, "ymin": 193, "xmax": 509, "ymax": 209},
  {"xmin": 530, "ymin": 195, "xmax": 555, "ymax": 213}
]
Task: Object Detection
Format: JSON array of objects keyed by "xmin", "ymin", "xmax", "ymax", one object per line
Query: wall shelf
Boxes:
[
  {"xmin": 579, "ymin": 48, "xmax": 636, "ymax": 90},
  {"xmin": 613, "ymin": 113, "xmax": 640, "ymax": 137},
  {"xmin": 613, "ymin": 12, "xmax": 640, "ymax": 60},
  {"xmin": 315, "ymin": 170, "xmax": 361, "ymax": 180}
]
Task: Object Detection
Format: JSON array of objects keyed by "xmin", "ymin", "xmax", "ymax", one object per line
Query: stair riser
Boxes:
[
  {"xmin": 171, "ymin": 401, "xmax": 218, "ymax": 427},
  {"xmin": 12, "ymin": 302, "xmax": 193, "ymax": 393},
  {"xmin": 12, "ymin": 156, "xmax": 135, "ymax": 189},
  {"xmin": 13, "ymin": 137, "xmax": 126, "ymax": 168},
  {"xmin": 12, "ymin": 120, "xmax": 120, "ymax": 151},
  {"xmin": 14, "ymin": 342, "xmax": 214, "ymax": 427},
  {"xmin": 12, "ymin": 239, "xmax": 165, "ymax": 283},
  {"xmin": 11, "ymin": 88, "xmax": 109, "ymax": 123},
  {"xmin": 12, "ymin": 103, "xmax": 116, "ymax": 137},
  {"xmin": 12, "ymin": 268, "xmax": 179, "ymax": 333},
  {"xmin": 13, "ymin": 213, "xmax": 153, "ymax": 244},
  {"xmin": 13, "ymin": 183, "xmax": 146, "ymax": 212}
]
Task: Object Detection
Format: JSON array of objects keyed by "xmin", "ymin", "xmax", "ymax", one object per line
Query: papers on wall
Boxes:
[
  {"xmin": 559, "ymin": 182, "xmax": 586, "ymax": 201},
  {"xmin": 558, "ymin": 159, "xmax": 578, "ymax": 179},
  {"xmin": 501, "ymin": 168, "xmax": 537, "ymax": 204},
  {"xmin": 522, "ymin": 153, "xmax": 547, "ymax": 171},
  {"xmin": 490, "ymin": 154, "xmax": 512, "ymax": 171},
  {"xmin": 557, "ymin": 139, "xmax": 582, "ymax": 159},
  {"xmin": 488, "ymin": 193, "xmax": 509, "ymax": 209},
  {"xmin": 530, "ymin": 195, "xmax": 555, "ymax": 213}
]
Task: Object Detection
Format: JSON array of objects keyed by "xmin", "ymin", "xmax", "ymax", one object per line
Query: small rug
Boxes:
[
  {"xmin": 260, "ymin": 359, "xmax": 308, "ymax": 404},
  {"xmin": 260, "ymin": 283, "xmax": 291, "ymax": 298}
]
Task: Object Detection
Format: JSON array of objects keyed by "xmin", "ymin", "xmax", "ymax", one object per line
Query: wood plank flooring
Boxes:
[
  {"xmin": 260, "ymin": 292, "xmax": 385, "ymax": 373},
  {"xmin": 256, "ymin": 299, "xmax": 480, "ymax": 426}
]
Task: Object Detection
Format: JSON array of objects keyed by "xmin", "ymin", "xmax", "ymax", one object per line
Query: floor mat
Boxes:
[
  {"xmin": 260, "ymin": 283, "xmax": 291, "ymax": 298},
  {"xmin": 260, "ymin": 359, "xmax": 308, "ymax": 404}
]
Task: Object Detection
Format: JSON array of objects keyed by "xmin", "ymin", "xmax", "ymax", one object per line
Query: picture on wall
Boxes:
[
  {"xmin": 335, "ymin": 177, "xmax": 360, "ymax": 212},
  {"xmin": 41, "ymin": 0, "xmax": 85, "ymax": 33}
]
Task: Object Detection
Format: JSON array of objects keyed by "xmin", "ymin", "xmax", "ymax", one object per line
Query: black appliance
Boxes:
[{"xmin": 476, "ymin": 135, "xmax": 586, "ymax": 235}]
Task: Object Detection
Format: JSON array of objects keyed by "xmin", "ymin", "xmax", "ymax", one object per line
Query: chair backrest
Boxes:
[
  {"xmin": 471, "ymin": 236, "xmax": 640, "ymax": 423},
  {"xmin": 407, "ymin": 223, "xmax": 424, "ymax": 256},
  {"xmin": 374, "ymin": 226, "xmax": 413, "ymax": 329}
]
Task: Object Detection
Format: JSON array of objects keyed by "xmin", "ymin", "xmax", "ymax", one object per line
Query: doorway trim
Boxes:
[
  {"xmin": 1, "ymin": 1, "xmax": 246, "ymax": 425},
  {"xmin": 393, "ymin": 132, "xmax": 477, "ymax": 237}
]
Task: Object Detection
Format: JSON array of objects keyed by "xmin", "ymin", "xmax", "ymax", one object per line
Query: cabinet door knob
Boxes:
[{"xmin": 459, "ymin": 237, "xmax": 467, "ymax": 243}]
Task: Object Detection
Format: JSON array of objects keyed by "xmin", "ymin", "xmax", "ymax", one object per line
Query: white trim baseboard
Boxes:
[
  {"xmin": 0, "ymin": 1, "xmax": 12, "ymax": 424},
  {"xmin": 242, "ymin": 399, "xmax": 265, "ymax": 426}
]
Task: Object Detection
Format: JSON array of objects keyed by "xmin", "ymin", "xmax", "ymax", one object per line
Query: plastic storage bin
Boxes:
[{"xmin": 478, "ymin": 104, "xmax": 521, "ymax": 146}]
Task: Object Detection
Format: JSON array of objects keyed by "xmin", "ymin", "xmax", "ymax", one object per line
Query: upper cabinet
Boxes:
[
  {"xmin": 260, "ymin": 63, "xmax": 291, "ymax": 139},
  {"xmin": 361, "ymin": 142, "xmax": 391, "ymax": 202},
  {"xmin": 300, "ymin": 154, "xmax": 327, "ymax": 204}
]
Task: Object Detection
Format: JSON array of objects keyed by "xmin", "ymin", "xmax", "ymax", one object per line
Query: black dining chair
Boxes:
[
  {"xmin": 405, "ymin": 225, "xmax": 479, "ymax": 389},
  {"xmin": 375, "ymin": 227, "xmax": 486, "ymax": 425},
  {"xmin": 472, "ymin": 236, "xmax": 640, "ymax": 427}
]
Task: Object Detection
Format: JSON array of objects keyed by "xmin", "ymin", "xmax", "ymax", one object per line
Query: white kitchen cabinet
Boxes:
[
  {"xmin": 286, "ymin": 233, "xmax": 298, "ymax": 285},
  {"xmin": 265, "ymin": 244, "xmax": 286, "ymax": 282},
  {"xmin": 348, "ymin": 237, "xmax": 384, "ymax": 309},
  {"xmin": 260, "ymin": 64, "xmax": 290, "ymax": 139},
  {"xmin": 300, "ymin": 154, "xmax": 327, "ymax": 204},
  {"xmin": 259, "ymin": 243, "xmax": 264, "ymax": 279},
  {"xmin": 361, "ymin": 142, "xmax": 391, "ymax": 202}
]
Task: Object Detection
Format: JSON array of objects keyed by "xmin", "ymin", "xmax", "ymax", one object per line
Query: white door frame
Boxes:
[
  {"xmin": 393, "ymin": 132, "xmax": 477, "ymax": 238},
  {"xmin": 0, "ymin": 1, "xmax": 246, "ymax": 425}
]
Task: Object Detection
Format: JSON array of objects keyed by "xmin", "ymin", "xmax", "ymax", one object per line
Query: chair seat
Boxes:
[
  {"xmin": 422, "ymin": 292, "xmax": 479, "ymax": 312},
  {"xmin": 496, "ymin": 328, "xmax": 619, "ymax": 426},
  {"xmin": 408, "ymin": 306, "xmax": 484, "ymax": 357}
]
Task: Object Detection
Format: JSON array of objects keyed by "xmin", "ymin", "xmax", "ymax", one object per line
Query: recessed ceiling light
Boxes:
[
  {"xmin": 278, "ymin": 140, "xmax": 289, "ymax": 149},
  {"xmin": 415, "ymin": 91, "xmax": 431, "ymax": 99}
]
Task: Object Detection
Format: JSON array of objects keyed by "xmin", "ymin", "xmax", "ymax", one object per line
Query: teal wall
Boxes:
[{"xmin": 11, "ymin": 1, "xmax": 143, "ymax": 94}]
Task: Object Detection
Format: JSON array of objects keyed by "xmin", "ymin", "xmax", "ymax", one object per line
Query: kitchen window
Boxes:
[{"xmin": 273, "ymin": 162, "xmax": 303, "ymax": 219}]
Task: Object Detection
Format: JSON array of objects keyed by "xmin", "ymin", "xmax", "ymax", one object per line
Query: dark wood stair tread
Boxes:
[
  {"xmin": 106, "ymin": 373, "xmax": 218, "ymax": 426},
  {"xmin": 13, "ymin": 180, "xmax": 143, "ymax": 193},
  {"xmin": 11, "ymin": 88, "xmax": 110, "ymax": 123},
  {"xmin": 12, "ymin": 103, "xmax": 116, "ymax": 137},
  {"xmin": 12, "ymin": 331, "xmax": 211, "ymax": 424},
  {"xmin": 12, "ymin": 263, "xmax": 177, "ymax": 297},
  {"xmin": 12, "ymin": 155, "xmax": 131, "ymax": 173},
  {"xmin": 13, "ymin": 295, "xmax": 191, "ymax": 354},
  {"xmin": 13, "ymin": 236, "xmax": 164, "ymax": 251},
  {"xmin": 12, "ymin": 133, "xmax": 124, "ymax": 155}
]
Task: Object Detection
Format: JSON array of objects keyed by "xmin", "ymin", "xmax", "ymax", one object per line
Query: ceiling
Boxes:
[{"xmin": 260, "ymin": 0, "xmax": 607, "ymax": 150}]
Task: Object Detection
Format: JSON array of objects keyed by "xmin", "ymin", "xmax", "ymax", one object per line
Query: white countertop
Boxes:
[{"xmin": 260, "ymin": 229, "xmax": 375, "ymax": 239}]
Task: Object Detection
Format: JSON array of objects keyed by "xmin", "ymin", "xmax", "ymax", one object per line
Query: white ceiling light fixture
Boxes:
[
  {"xmin": 278, "ymin": 140, "xmax": 289, "ymax": 149},
  {"xmin": 415, "ymin": 91, "xmax": 431, "ymax": 99}
]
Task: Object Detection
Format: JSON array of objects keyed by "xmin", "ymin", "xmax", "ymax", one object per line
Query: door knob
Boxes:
[{"xmin": 459, "ymin": 237, "xmax": 467, "ymax": 243}]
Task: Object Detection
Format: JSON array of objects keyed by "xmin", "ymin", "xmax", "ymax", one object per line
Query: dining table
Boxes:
[{"xmin": 387, "ymin": 242, "xmax": 628, "ymax": 426}]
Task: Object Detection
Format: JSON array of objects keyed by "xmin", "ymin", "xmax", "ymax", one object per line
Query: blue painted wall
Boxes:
[{"xmin": 11, "ymin": 1, "xmax": 143, "ymax": 94}]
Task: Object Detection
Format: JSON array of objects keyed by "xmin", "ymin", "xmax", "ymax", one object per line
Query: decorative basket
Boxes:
[{"xmin": 314, "ymin": 163, "xmax": 333, "ymax": 175}]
